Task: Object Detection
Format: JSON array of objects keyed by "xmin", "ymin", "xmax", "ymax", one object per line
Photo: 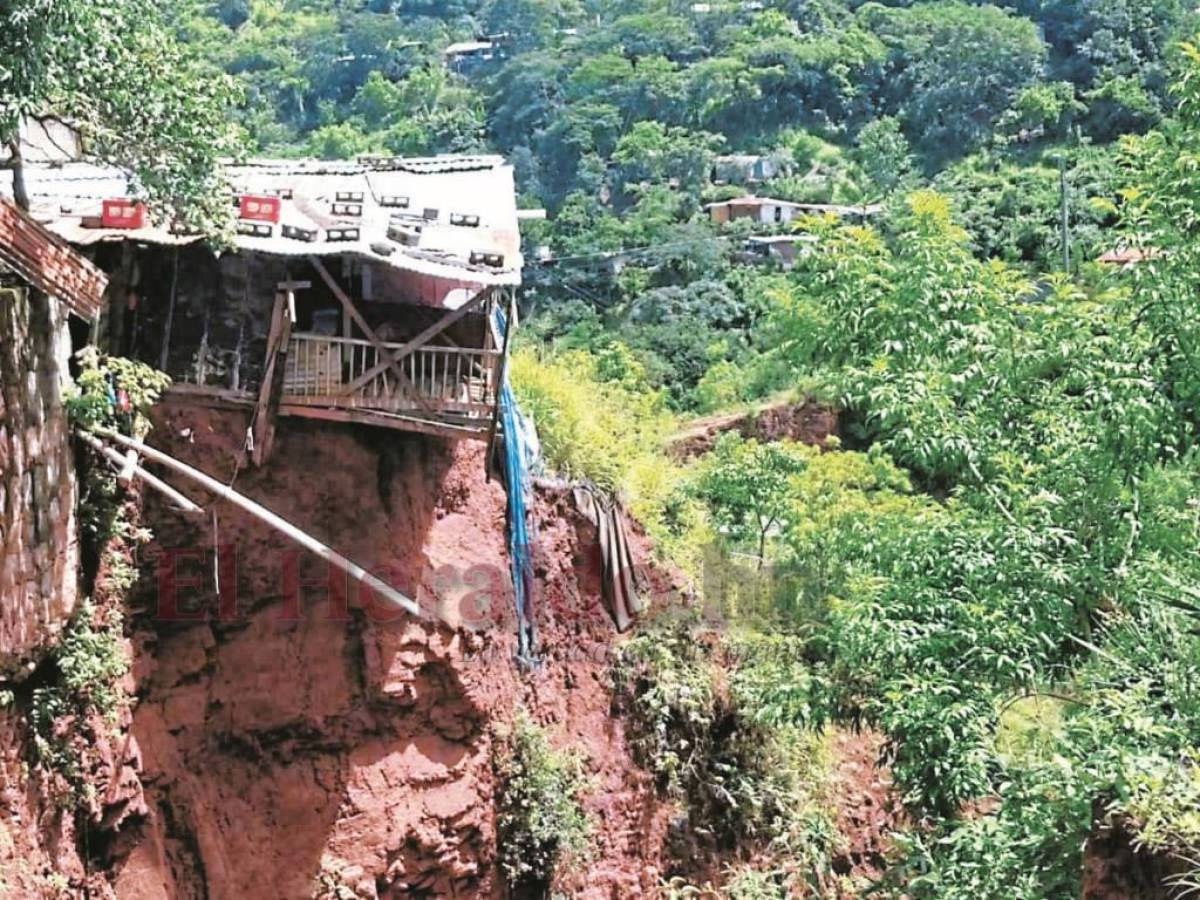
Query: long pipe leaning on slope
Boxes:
[
  {"xmin": 90, "ymin": 426, "xmax": 422, "ymax": 619},
  {"xmin": 78, "ymin": 430, "xmax": 205, "ymax": 516}
]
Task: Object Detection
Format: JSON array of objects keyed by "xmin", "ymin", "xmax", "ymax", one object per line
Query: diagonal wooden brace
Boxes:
[
  {"xmin": 251, "ymin": 291, "xmax": 293, "ymax": 465},
  {"xmin": 341, "ymin": 287, "xmax": 490, "ymax": 396},
  {"xmin": 307, "ymin": 255, "xmax": 436, "ymax": 412}
]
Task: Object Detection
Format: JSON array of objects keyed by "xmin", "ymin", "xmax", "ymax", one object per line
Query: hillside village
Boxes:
[{"xmin": 3, "ymin": 1, "xmax": 1200, "ymax": 899}]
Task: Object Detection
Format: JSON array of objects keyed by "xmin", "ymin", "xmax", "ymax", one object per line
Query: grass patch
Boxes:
[
  {"xmin": 29, "ymin": 601, "xmax": 128, "ymax": 801},
  {"xmin": 612, "ymin": 615, "xmax": 836, "ymax": 880}
]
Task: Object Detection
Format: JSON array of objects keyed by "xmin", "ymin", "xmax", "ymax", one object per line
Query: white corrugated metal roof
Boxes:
[
  {"xmin": 3, "ymin": 155, "xmax": 523, "ymax": 287},
  {"xmin": 747, "ymin": 234, "xmax": 820, "ymax": 244},
  {"xmin": 0, "ymin": 118, "xmax": 83, "ymax": 165},
  {"xmin": 443, "ymin": 41, "xmax": 494, "ymax": 55},
  {"xmin": 714, "ymin": 154, "xmax": 767, "ymax": 165}
]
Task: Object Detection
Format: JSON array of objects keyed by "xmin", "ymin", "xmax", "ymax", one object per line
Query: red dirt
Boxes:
[
  {"xmin": 92, "ymin": 401, "xmax": 683, "ymax": 899},
  {"xmin": 0, "ymin": 395, "xmax": 918, "ymax": 899},
  {"xmin": 669, "ymin": 399, "xmax": 839, "ymax": 460},
  {"xmin": 0, "ymin": 712, "xmax": 91, "ymax": 898},
  {"xmin": 825, "ymin": 728, "xmax": 904, "ymax": 894},
  {"xmin": 1082, "ymin": 818, "xmax": 1191, "ymax": 900},
  {"xmin": 0, "ymin": 498, "xmax": 149, "ymax": 900}
]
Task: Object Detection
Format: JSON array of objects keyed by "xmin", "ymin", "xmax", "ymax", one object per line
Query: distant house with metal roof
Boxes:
[
  {"xmin": 741, "ymin": 234, "xmax": 819, "ymax": 269},
  {"xmin": 443, "ymin": 36, "xmax": 508, "ymax": 73},
  {"xmin": 1096, "ymin": 246, "xmax": 1158, "ymax": 267},
  {"xmin": 710, "ymin": 154, "xmax": 784, "ymax": 186},
  {"xmin": 706, "ymin": 196, "xmax": 882, "ymax": 226}
]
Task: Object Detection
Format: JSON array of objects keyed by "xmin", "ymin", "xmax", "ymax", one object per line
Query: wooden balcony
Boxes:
[
  {"xmin": 164, "ymin": 270, "xmax": 517, "ymax": 461},
  {"xmin": 277, "ymin": 333, "xmax": 502, "ymax": 436}
]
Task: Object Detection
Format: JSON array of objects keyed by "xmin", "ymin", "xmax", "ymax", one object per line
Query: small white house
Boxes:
[
  {"xmin": 707, "ymin": 197, "xmax": 882, "ymax": 226},
  {"xmin": 443, "ymin": 40, "xmax": 504, "ymax": 73}
]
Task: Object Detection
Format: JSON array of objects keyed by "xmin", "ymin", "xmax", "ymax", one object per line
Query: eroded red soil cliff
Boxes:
[{"xmin": 102, "ymin": 402, "xmax": 683, "ymax": 899}]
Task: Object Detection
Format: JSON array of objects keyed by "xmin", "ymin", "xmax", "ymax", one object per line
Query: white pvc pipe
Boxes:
[
  {"xmin": 91, "ymin": 426, "xmax": 422, "ymax": 619},
  {"xmin": 78, "ymin": 431, "xmax": 204, "ymax": 515}
]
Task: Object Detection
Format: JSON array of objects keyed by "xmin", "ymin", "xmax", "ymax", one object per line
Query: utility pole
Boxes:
[{"xmin": 1058, "ymin": 154, "xmax": 1070, "ymax": 272}]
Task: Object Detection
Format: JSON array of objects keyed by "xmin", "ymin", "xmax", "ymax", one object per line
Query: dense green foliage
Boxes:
[
  {"xmin": 513, "ymin": 46, "xmax": 1200, "ymax": 899},
  {"xmin": 30, "ymin": 602, "xmax": 129, "ymax": 803},
  {"xmin": 176, "ymin": 0, "xmax": 1197, "ymax": 410},
  {"xmin": 613, "ymin": 617, "xmax": 836, "ymax": 890},
  {"xmin": 67, "ymin": 348, "xmax": 173, "ymax": 437},
  {"xmin": 508, "ymin": 342, "xmax": 671, "ymax": 491},
  {"xmin": 28, "ymin": 354, "xmax": 169, "ymax": 806},
  {"xmin": 178, "ymin": 0, "xmax": 1188, "ymax": 173},
  {"xmin": 692, "ymin": 434, "xmax": 807, "ymax": 567},
  {"xmin": 2, "ymin": 0, "xmax": 239, "ymax": 229},
  {"xmin": 157, "ymin": 2, "xmax": 1200, "ymax": 894},
  {"xmin": 493, "ymin": 710, "xmax": 593, "ymax": 890}
]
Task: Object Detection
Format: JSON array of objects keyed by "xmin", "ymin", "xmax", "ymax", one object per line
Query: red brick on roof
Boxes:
[{"xmin": 0, "ymin": 197, "xmax": 107, "ymax": 318}]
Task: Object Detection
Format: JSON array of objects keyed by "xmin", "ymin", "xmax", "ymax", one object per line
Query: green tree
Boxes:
[
  {"xmin": 1009, "ymin": 80, "xmax": 1085, "ymax": 139},
  {"xmin": 305, "ymin": 121, "xmax": 374, "ymax": 159},
  {"xmin": 482, "ymin": 0, "xmax": 583, "ymax": 53},
  {"xmin": 347, "ymin": 66, "xmax": 486, "ymax": 157},
  {"xmin": 1120, "ymin": 39, "xmax": 1200, "ymax": 436},
  {"xmin": 862, "ymin": 1, "xmax": 1047, "ymax": 158},
  {"xmin": 854, "ymin": 116, "xmax": 914, "ymax": 198},
  {"xmin": 611, "ymin": 121, "xmax": 723, "ymax": 199},
  {"xmin": 694, "ymin": 435, "xmax": 808, "ymax": 568},
  {"xmin": 1015, "ymin": 0, "xmax": 1189, "ymax": 135},
  {"xmin": 1, "ymin": 0, "xmax": 240, "ymax": 229},
  {"xmin": 933, "ymin": 145, "xmax": 1121, "ymax": 267}
]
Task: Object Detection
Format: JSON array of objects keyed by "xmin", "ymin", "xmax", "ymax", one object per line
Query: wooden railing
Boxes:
[{"xmin": 282, "ymin": 333, "xmax": 501, "ymax": 418}]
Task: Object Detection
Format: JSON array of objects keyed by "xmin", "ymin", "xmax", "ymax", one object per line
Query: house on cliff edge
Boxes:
[{"xmin": 6, "ymin": 155, "xmax": 524, "ymax": 464}]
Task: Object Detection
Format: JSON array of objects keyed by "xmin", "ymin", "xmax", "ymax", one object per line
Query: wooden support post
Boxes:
[
  {"xmin": 276, "ymin": 279, "xmax": 309, "ymax": 324},
  {"xmin": 106, "ymin": 242, "xmax": 134, "ymax": 355},
  {"xmin": 250, "ymin": 291, "xmax": 293, "ymax": 466},
  {"xmin": 91, "ymin": 427, "xmax": 424, "ymax": 619},
  {"xmin": 159, "ymin": 247, "xmax": 179, "ymax": 371}
]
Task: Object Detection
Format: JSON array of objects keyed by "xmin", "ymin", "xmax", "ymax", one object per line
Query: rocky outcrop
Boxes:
[{"xmin": 0, "ymin": 284, "xmax": 78, "ymax": 676}]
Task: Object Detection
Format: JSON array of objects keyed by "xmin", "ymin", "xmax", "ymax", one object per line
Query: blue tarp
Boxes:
[{"xmin": 492, "ymin": 307, "xmax": 540, "ymax": 663}]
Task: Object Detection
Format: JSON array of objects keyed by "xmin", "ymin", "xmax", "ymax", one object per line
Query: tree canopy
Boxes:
[{"xmin": 2, "ymin": 0, "xmax": 239, "ymax": 229}]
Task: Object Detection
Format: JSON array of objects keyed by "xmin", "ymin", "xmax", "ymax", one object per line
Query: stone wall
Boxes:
[{"xmin": 0, "ymin": 284, "xmax": 78, "ymax": 675}]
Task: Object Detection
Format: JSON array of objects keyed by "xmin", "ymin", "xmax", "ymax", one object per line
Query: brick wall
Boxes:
[{"xmin": 0, "ymin": 285, "xmax": 78, "ymax": 674}]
